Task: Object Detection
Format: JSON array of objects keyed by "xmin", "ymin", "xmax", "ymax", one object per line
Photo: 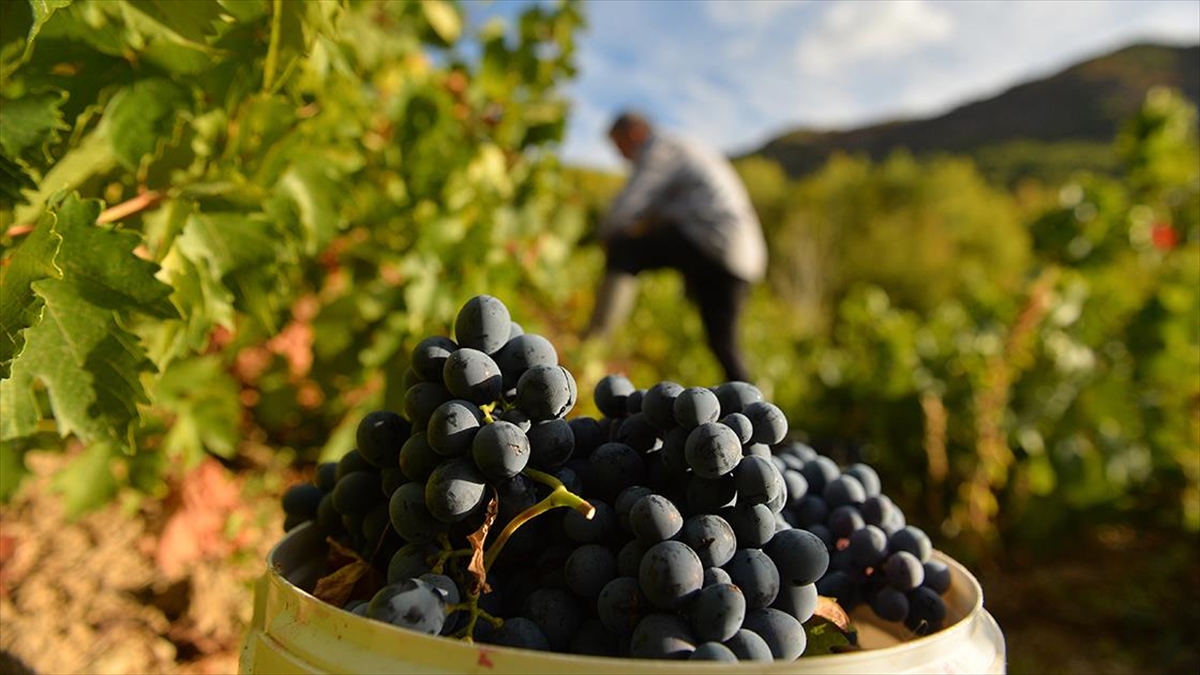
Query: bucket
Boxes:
[{"xmin": 240, "ymin": 522, "xmax": 1005, "ymax": 674}]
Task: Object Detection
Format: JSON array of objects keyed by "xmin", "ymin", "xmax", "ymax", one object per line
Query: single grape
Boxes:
[
  {"xmin": 526, "ymin": 417, "xmax": 575, "ymax": 470},
  {"xmin": 410, "ymin": 336, "xmax": 458, "ymax": 382},
  {"xmin": 568, "ymin": 416, "xmax": 605, "ymax": 460},
  {"xmin": 687, "ymin": 582, "xmax": 745, "ymax": 642},
  {"xmin": 723, "ymin": 548, "xmax": 780, "ymax": 610},
  {"xmin": 387, "ymin": 542, "xmax": 438, "ymax": 584},
  {"xmin": 367, "ymin": 578, "xmax": 447, "ymax": 635},
  {"xmin": 742, "ymin": 401, "xmax": 788, "ymax": 445},
  {"xmin": 490, "ymin": 616, "xmax": 550, "ymax": 651},
  {"xmin": 586, "ymin": 443, "xmax": 647, "ymax": 502},
  {"xmin": 889, "ymin": 526, "xmax": 934, "ymax": 562},
  {"xmin": 442, "ymin": 348, "xmax": 503, "ymax": 405},
  {"xmin": 595, "ymin": 374, "xmax": 636, "ymax": 418},
  {"xmin": 763, "ymin": 527, "xmax": 829, "ymax": 586},
  {"xmin": 471, "ymin": 420, "xmax": 530, "ymax": 481},
  {"xmin": 315, "ymin": 462, "xmax": 338, "ymax": 493},
  {"xmin": 426, "ymin": 399, "xmax": 483, "ymax": 457},
  {"xmin": 673, "ymin": 386, "xmax": 721, "ymax": 429},
  {"xmin": 772, "ymin": 581, "xmax": 818, "ymax": 624},
  {"xmin": 281, "ymin": 483, "xmax": 323, "ymax": 521},
  {"xmin": 905, "ymin": 586, "xmax": 947, "ymax": 635},
  {"xmin": 403, "ymin": 382, "xmax": 453, "ymax": 432},
  {"xmin": 782, "ymin": 469, "xmax": 809, "ymax": 508},
  {"xmin": 922, "ymin": 559, "xmax": 952, "ymax": 594},
  {"xmin": 704, "ymin": 566, "xmax": 733, "ymax": 586},
  {"xmin": 642, "ymin": 381, "xmax": 685, "ymax": 431},
  {"xmin": 515, "ymin": 365, "xmax": 575, "ymax": 421},
  {"xmin": 824, "ymin": 474, "xmax": 868, "ymax": 509},
  {"xmin": 629, "ymin": 613, "xmax": 696, "ymax": 660},
  {"xmin": 792, "ymin": 495, "xmax": 829, "ymax": 527},
  {"xmin": 723, "ymin": 628, "xmax": 773, "ymax": 662},
  {"xmin": 388, "ymin": 482, "xmax": 442, "ymax": 544},
  {"xmin": 689, "ymin": 642, "xmax": 738, "ymax": 662},
  {"xmin": 844, "ymin": 462, "xmax": 882, "ymax": 498},
  {"xmin": 521, "ymin": 588, "xmax": 581, "ymax": 652},
  {"xmin": 613, "ymin": 412, "xmax": 660, "ymax": 454},
  {"xmin": 872, "ymin": 586, "xmax": 911, "ymax": 622},
  {"xmin": 425, "ymin": 457, "xmax": 487, "ymax": 523},
  {"xmin": 333, "ymin": 471, "xmax": 382, "ymax": 515},
  {"xmin": 454, "ymin": 295, "xmax": 512, "ymax": 355},
  {"xmin": 828, "ymin": 504, "xmax": 866, "ymax": 539},
  {"xmin": 614, "ymin": 485, "xmax": 656, "ymax": 534},
  {"xmin": 356, "ymin": 410, "xmax": 411, "ymax": 469},
  {"xmin": 884, "ymin": 550, "xmax": 926, "ymax": 592},
  {"xmin": 617, "ymin": 539, "xmax": 649, "ymax": 578},
  {"xmin": 336, "ymin": 449, "xmax": 374, "ymax": 481},
  {"xmin": 741, "ymin": 607, "xmax": 805, "ymax": 661},
  {"xmin": 639, "ymin": 540, "xmax": 704, "ymax": 610},
  {"xmin": 712, "ymin": 381, "xmax": 763, "ymax": 416},
  {"xmin": 399, "ymin": 432, "xmax": 441, "ymax": 483},
  {"xmin": 798, "ymin": 455, "xmax": 840, "ymax": 494},
  {"xmin": 847, "ymin": 525, "xmax": 890, "ymax": 570},
  {"xmin": 723, "ymin": 502, "xmax": 776, "ymax": 549},
  {"xmin": 734, "ymin": 455, "xmax": 786, "ymax": 508},
  {"xmin": 658, "ymin": 426, "xmax": 692, "ymax": 474},
  {"xmin": 565, "ymin": 544, "xmax": 618, "ymax": 597},
  {"xmin": 684, "ymin": 423, "xmax": 743, "ymax": 479},
  {"xmin": 719, "ymin": 412, "xmax": 754, "ymax": 444},
  {"xmin": 629, "ymin": 494, "xmax": 684, "ymax": 544},
  {"xmin": 597, "ymin": 576, "xmax": 648, "ymax": 636},
  {"xmin": 679, "ymin": 514, "xmax": 737, "ymax": 568}
]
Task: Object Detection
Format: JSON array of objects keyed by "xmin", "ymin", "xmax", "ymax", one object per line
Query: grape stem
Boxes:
[{"xmin": 481, "ymin": 467, "xmax": 594, "ymax": 570}]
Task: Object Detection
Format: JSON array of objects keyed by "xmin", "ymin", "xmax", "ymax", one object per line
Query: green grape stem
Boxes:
[{"xmin": 482, "ymin": 467, "xmax": 594, "ymax": 570}]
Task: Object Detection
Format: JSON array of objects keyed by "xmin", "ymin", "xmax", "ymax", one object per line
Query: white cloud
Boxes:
[
  {"xmin": 704, "ymin": 0, "xmax": 809, "ymax": 27},
  {"xmin": 796, "ymin": 0, "xmax": 954, "ymax": 76}
]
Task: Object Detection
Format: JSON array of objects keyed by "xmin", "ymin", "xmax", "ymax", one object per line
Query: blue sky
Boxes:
[{"xmin": 464, "ymin": 0, "xmax": 1200, "ymax": 171}]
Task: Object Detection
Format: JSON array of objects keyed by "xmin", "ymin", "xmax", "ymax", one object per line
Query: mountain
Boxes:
[{"xmin": 744, "ymin": 42, "xmax": 1200, "ymax": 184}]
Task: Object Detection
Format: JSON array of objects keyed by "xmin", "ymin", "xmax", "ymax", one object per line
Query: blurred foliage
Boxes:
[{"xmin": 0, "ymin": 0, "xmax": 587, "ymax": 513}]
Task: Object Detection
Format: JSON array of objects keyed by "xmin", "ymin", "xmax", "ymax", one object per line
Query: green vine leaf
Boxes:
[
  {"xmin": 5, "ymin": 277, "xmax": 156, "ymax": 449},
  {"xmin": 0, "ymin": 88, "xmax": 69, "ymax": 160},
  {"xmin": 0, "ymin": 210, "xmax": 63, "ymax": 379},
  {"xmin": 51, "ymin": 194, "xmax": 178, "ymax": 319}
]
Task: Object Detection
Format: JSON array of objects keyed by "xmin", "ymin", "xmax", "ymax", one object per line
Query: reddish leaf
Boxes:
[{"xmin": 814, "ymin": 595, "xmax": 852, "ymax": 633}]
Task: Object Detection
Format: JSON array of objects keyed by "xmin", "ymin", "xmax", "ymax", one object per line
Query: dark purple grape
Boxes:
[
  {"xmin": 629, "ymin": 613, "xmax": 696, "ymax": 659},
  {"xmin": 723, "ymin": 548, "xmax": 779, "ymax": 610},
  {"xmin": 454, "ymin": 295, "xmax": 511, "ymax": 355},
  {"xmin": 679, "ymin": 514, "xmax": 737, "ymax": 568},
  {"xmin": 685, "ymin": 423, "xmax": 743, "ymax": 479},
  {"xmin": 411, "ymin": 336, "xmax": 458, "ymax": 382},
  {"xmin": 687, "ymin": 582, "xmax": 745, "ymax": 642},
  {"xmin": 595, "ymin": 374, "xmax": 635, "ymax": 418},
  {"xmin": 763, "ymin": 527, "xmax": 829, "ymax": 586},
  {"xmin": 639, "ymin": 540, "xmax": 704, "ymax": 610},
  {"xmin": 629, "ymin": 493, "xmax": 684, "ymax": 544},
  {"xmin": 674, "ymin": 387, "xmax": 721, "ymax": 429}
]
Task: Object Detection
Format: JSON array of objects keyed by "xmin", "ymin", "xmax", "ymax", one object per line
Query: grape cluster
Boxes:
[{"xmin": 279, "ymin": 294, "xmax": 953, "ymax": 660}]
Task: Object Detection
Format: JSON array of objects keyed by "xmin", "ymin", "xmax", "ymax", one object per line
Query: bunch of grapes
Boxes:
[{"xmin": 280, "ymin": 294, "xmax": 952, "ymax": 661}]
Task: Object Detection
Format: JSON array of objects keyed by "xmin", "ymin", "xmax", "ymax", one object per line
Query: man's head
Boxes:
[{"xmin": 608, "ymin": 111, "xmax": 653, "ymax": 161}]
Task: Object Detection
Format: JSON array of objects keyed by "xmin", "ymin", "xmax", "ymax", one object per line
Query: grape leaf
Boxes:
[
  {"xmin": 51, "ymin": 194, "xmax": 178, "ymax": 319},
  {"xmin": 50, "ymin": 441, "xmax": 120, "ymax": 518},
  {"xmin": 313, "ymin": 538, "xmax": 375, "ymax": 608},
  {"xmin": 0, "ymin": 440, "xmax": 29, "ymax": 501},
  {"xmin": 0, "ymin": 210, "xmax": 63, "ymax": 379},
  {"xmin": 153, "ymin": 355, "xmax": 240, "ymax": 462},
  {"xmin": 0, "ymin": 88, "xmax": 69, "ymax": 160},
  {"xmin": 275, "ymin": 160, "xmax": 344, "ymax": 256},
  {"xmin": 7, "ymin": 277, "xmax": 156, "ymax": 448},
  {"xmin": 804, "ymin": 615, "xmax": 858, "ymax": 655},
  {"xmin": 12, "ymin": 129, "xmax": 119, "ymax": 226},
  {"xmin": 104, "ymin": 78, "xmax": 190, "ymax": 172}
]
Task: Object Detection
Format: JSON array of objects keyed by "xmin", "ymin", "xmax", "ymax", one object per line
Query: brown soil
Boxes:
[{"xmin": 0, "ymin": 451, "xmax": 287, "ymax": 675}]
